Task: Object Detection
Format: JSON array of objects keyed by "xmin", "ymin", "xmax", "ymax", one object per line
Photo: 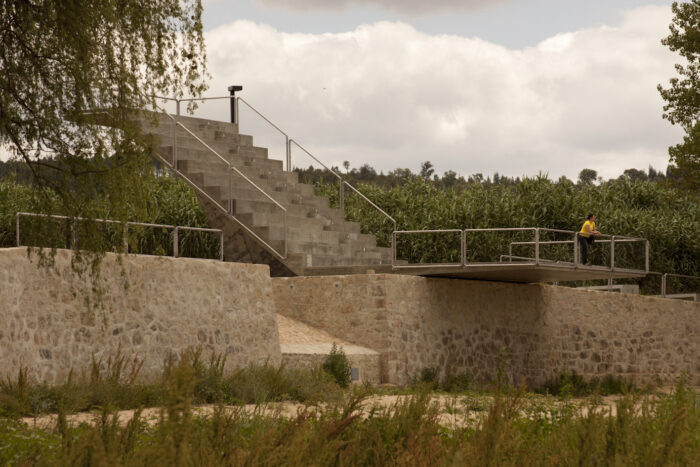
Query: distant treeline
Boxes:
[{"xmin": 292, "ymin": 160, "xmax": 671, "ymax": 189}]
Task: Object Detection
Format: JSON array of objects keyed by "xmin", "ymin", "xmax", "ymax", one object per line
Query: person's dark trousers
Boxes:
[{"xmin": 578, "ymin": 235, "xmax": 589, "ymax": 264}]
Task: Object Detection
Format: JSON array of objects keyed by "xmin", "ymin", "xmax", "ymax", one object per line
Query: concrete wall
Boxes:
[
  {"xmin": 272, "ymin": 274, "xmax": 699, "ymax": 386},
  {"xmin": 0, "ymin": 248, "xmax": 281, "ymax": 384}
]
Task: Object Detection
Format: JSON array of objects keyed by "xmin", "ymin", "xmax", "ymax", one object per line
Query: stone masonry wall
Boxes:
[
  {"xmin": 272, "ymin": 274, "xmax": 699, "ymax": 386},
  {"xmin": 0, "ymin": 248, "xmax": 281, "ymax": 384}
]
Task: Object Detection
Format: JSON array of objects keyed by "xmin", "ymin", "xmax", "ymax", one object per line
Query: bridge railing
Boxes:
[
  {"xmin": 392, "ymin": 227, "xmax": 649, "ymax": 273},
  {"xmin": 15, "ymin": 212, "xmax": 224, "ymax": 260}
]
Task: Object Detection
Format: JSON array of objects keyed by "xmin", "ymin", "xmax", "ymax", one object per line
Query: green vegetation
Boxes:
[
  {"xmin": 0, "ymin": 0, "xmax": 207, "ymax": 226},
  {"xmin": 322, "ymin": 344, "xmax": 352, "ymax": 388},
  {"xmin": 0, "ymin": 349, "xmax": 341, "ymax": 420},
  {"xmin": 536, "ymin": 372, "xmax": 638, "ymax": 398},
  {"xmin": 0, "ymin": 364, "xmax": 698, "ymax": 465},
  {"xmin": 313, "ymin": 174, "xmax": 699, "ymax": 293},
  {"xmin": 0, "ymin": 176, "xmax": 221, "ymax": 260},
  {"xmin": 658, "ymin": 0, "xmax": 700, "ymax": 191}
]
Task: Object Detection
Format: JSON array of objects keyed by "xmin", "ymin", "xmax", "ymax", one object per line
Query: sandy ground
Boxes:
[{"xmin": 19, "ymin": 393, "xmax": 641, "ymax": 431}]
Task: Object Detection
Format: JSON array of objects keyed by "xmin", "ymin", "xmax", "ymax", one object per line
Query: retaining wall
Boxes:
[
  {"xmin": 272, "ymin": 274, "xmax": 699, "ymax": 386},
  {"xmin": 0, "ymin": 248, "xmax": 281, "ymax": 384}
]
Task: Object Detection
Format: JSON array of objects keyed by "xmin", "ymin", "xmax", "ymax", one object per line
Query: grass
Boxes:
[{"xmin": 1, "ymin": 354, "xmax": 698, "ymax": 465}]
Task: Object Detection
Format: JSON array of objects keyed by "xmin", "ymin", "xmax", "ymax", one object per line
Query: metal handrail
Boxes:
[
  {"xmin": 15, "ymin": 212, "xmax": 225, "ymax": 261},
  {"xmin": 152, "ymin": 105, "xmax": 289, "ymax": 260},
  {"xmin": 392, "ymin": 227, "xmax": 650, "ymax": 274},
  {"xmin": 156, "ymin": 93, "xmax": 395, "ymax": 254}
]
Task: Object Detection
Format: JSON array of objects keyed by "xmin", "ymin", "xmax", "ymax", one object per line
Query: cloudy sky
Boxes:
[
  {"xmin": 189, "ymin": 0, "xmax": 684, "ymax": 181},
  {"xmin": 3, "ymin": 0, "xmax": 684, "ymax": 181}
]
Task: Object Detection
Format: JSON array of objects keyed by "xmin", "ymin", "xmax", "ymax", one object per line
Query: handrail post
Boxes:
[
  {"xmin": 15, "ymin": 212, "xmax": 20, "ymax": 247},
  {"xmin": 573, "ymin": 232, "xmax": 579, "ymax": 268},
  {"xmin": 607, "ymin": 277, "xmax": 613, "ymax": 291},
  {"xmin": 285, "ymin": 135, "xmax": 290, "ymax": 172},
  {"xmin": 534, "ymin": 228, "xmax": 540, "ymax": 265},
  {"xmin": 461, "ymin": 230, "xmax": 466, "ymax": 266},
  {"xmin": 123, "ymin": 222, "xmax": 129, "ymax": 253},
  {"xmin": 339, "ymin": 180, "xmax": 345, "ymax": 215},
  {"xmin": 508, "ymin": 242, "xmax": 513, "ymax": 264},
  {"xmin": 610, "ymin": 235, "xmax": 615, "ymax": 271},
  {"xmin": 644, "ymin": 240, "xmax": 650, "ymax": 273},
  {"xmin": 229, "ymin": 169, "xmax": 233, "ymax": 215},
  {"xmin": 662, "ymin": 273, "xmax": 667, "ymax": 297},
  {"xmin": 284, "ymin": 211, "xmax": 288, "ymax": 259},
  {"xmin": 220, "ymin": 230, "xmax": 224, "ymax": 261},
  {"xmin": 173, "ymin": 227, "xmax": 179, "ymax": 258},
  {"xmin": 392, "ymin": 231, "xmax": 396, "ymax": 267},
  {"xmin": 176, "ymin": 99, "xmax": 181, "ymax": 116}
]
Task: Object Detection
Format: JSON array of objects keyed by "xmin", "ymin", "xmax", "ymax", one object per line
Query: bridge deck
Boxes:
[{"xmin": 304, "ymin": 262, "xmax": 647, "ymax": 283}]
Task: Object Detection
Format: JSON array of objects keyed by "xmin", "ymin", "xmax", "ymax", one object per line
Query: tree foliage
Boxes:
[
  {"xmin": 0, "ymin": 0, "xmax": 208, "ymax": 225},
  {"xmin": 658, "ymin": 0, "xmax": 700, "ymax": 191}
]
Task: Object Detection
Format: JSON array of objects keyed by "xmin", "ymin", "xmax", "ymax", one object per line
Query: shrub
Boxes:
[{"xmin": 322, "ymin": 344, "xmax": 352, "ymax": 388}]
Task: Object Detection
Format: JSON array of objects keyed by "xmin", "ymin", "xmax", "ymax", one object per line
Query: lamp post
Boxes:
[{"xmin": 228, "ymin": 85, "xmax": 243, "ymax": 124}]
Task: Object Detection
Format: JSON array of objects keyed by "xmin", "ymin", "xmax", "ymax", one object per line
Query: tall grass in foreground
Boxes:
[
  {"xmin": 1, "ymin": 377, "xmax": 698, "ymax": 465},
  {"xmin": 0, "ymin": 349, "xmax": 341, "ymax": 419}
]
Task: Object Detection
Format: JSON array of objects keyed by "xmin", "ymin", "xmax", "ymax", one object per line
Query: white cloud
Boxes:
[
  {"xmin": 254, "ymin": 0, "xmax": 508, "ymax": 15},
  {"xmin": 198, "ymin": 5, "xmax": 681, "ymax": 180}
]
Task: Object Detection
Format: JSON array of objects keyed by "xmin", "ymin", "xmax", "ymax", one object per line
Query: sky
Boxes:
[{"xmin": 2, "ymin": 0, "xmax": 684, "ymax": 181}]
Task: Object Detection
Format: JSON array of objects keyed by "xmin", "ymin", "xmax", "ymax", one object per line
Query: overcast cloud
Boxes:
[
  {"xmin": 200, "ymin": 5, "xmax": 680, "ymax": 180},
  {"xmin": 254, "ymin": 0, "xmax": 508, "ymax": 15}
]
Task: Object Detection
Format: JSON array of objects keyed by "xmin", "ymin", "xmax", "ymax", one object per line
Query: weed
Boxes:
[{"xmin": 322, "ymin": 344, "xmax": 352, "ymax": 388}]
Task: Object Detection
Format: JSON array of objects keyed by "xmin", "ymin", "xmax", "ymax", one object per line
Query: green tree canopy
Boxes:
[
  {"xmin": 658, "ymin": 0, "xmax": 700, "ymax": 192},
  {"xmin": 0, "ymin": 0, "xmax": 208, "ymax": 222}
]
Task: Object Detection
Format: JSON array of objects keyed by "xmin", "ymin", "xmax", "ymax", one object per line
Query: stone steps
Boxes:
[{"xmin": 140, "ymin": 111, "xmax": 395, "ymax": 276}]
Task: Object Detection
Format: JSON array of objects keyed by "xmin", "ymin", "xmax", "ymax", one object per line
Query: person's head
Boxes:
[{"xmin": 587, "ymin": 213, "xmax": 596, "ymax": 222}]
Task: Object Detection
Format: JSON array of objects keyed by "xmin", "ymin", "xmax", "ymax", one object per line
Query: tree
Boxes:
[
  {"xmin": 622, "ymin": 168, "xmax": 648, "ymax": 182},
  {"xmin": 419, "ymin": 161, "xmax": 434, "ymax": 180},
  {"xmin": 343, "ymin": 160, "xmax": 350, "ymax": 173},
  {"xmin": 0, "ymin": 0, "xmax": 208, "ymax": 226},
  {"xmin": 658, "ymin": 1, "xmax": 700, "ymax": 191},
  {"xmin": 578, "ymin": 169, "xmax": 597, "ymax": 185}
]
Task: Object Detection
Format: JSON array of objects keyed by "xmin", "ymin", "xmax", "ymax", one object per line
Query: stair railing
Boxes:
[
  {"xmin": 158, "ymin": 94, "xmax": 397, "ymax": 242},
  {"xmin": 152, "ymin": 98, "xmax": 288, "ymax": 261}
]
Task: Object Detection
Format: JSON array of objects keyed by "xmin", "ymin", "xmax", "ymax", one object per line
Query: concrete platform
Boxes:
[{"xmin": 390, "ymin": 262, "xmax": 647, "ymax": 283}]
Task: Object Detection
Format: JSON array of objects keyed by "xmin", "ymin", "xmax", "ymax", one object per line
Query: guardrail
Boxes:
[
  {"xmin": 152, "ymin": 96, "xmax": 288, "ymax": 260},
  {"xmin": 15, "ymin": 212, "xmax": 224, "ymax": 260},
  {"xmin": 155, "ymin": 93, "xmax": 396, "ymax": 241},
  {"xmin": 504, "ymin": 229, "xmax": 649, "ymax": 271},
  {"xmin": 392, "ymin": 227, "xmax": 649, "ymax": 272}
]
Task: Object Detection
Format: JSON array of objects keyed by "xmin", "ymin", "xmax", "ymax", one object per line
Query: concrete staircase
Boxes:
[{"xmin": 140, "ymin": 112, "xmax": 395, "ymax": 276}]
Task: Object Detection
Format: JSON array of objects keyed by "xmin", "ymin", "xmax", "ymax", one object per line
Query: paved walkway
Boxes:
[{"xmin": 276, "ymin": 314, "xmax": 378, "ymax": 355}]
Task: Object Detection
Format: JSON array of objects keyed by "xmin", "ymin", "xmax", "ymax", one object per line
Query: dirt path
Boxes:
[{"xmin": 20, "ymin": 393, "xmax": 637, "ymax": 431}]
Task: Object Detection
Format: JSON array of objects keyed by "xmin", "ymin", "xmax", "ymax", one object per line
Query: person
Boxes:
[{"xmin": 578, "ymin": 213, "xmax": 601, "ymax": 265}]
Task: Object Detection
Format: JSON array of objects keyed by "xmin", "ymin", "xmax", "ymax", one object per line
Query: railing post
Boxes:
[
  {"xmin": 176, "ymin": 99, "xmax": 181, "ymax": 116},
  {"xmin": 607, "ymin": 277, "xmax": 613, "ymax": 291},
  {"xmin": 662, "ymin": 273, "xmax": 667, "ymax": 297},
  {"xmin": 610, "ymin": 235, "xmax": 615, "ymax": 271},
  {"xmin": 15, "ymin": 212, "xmax": 20, "ymax": 247},
  {"xmin": 644, "ymin": 240, "xmax": 650, "ymax": 273},
  {"xmin": 123, "ymin": 223, "xmax": 129, "ymax": 253},
  {"xmin": 573, "ymin": 232, "xmax": 579, "ymax": 267},
  {"xmin": 173, "ymin": 121, "xmax": 178, "ymax": 168},
  {"xmin": 339, "ymin": 180, "xmax": 345, "ymax": 215},
  {"xmin": 285, "ymin": 135, "xmax": 290, "ymax": 172},
  {"xmin": 173, "ymin": 227, "xmax": 179, "ymax": 258},
  {"xmin": 392, "ymin": 231, "xmax": 396, "ymax": 267},
  {"xmin": 229, "ymin": 169, "xmax": 233, "ymax": 215},
  {"xmin": 220, "ymin": 230, "xmax": 224, "ymax": 261},
  {"xmin": 283, "ymin": 211, "xmax": 288, "ymax": 259},
  {"xmin": 508, "ymin": 242, "xmax": 513, "ymax": 263},
  {"xmin": 461, "ymin": 230, "xmax": 466, "ymax": 266},
  {"xmin": 534, "ymin": 228, "xmax": 540, "ymax": 265}
]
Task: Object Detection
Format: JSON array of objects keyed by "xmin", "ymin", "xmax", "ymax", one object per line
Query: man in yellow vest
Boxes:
[{"xmin": 579, "ymin": 213, "xmax": 601, "ymax": 265}]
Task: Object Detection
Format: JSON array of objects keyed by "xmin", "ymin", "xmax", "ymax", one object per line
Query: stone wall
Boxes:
[
  {"xmin": 272, "ymin": 274, "xmax": 699, "ymax": 386},
  {"xmin": 0, "ymin": 248, "xmax": 281, "ymax": 384}
]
